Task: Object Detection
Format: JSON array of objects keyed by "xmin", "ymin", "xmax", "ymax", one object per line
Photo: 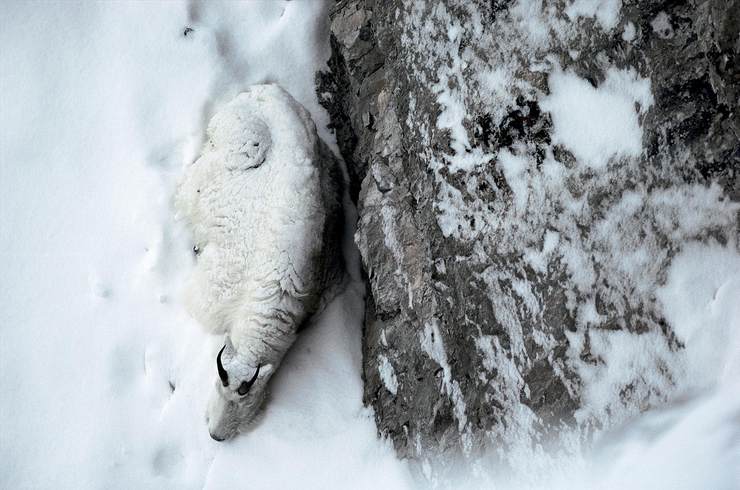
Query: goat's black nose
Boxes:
[{"xmin": 210, "ymin": 431, "xmax": 226, "ymax": 442}]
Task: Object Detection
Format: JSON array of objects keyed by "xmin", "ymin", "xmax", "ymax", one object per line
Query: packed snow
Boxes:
[{"xmin": 1, "ymin": 1, "xmax": 738, "ymax": 489}]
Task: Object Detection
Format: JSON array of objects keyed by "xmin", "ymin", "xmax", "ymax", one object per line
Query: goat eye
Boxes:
[
  {"xmin": 237, "ymin": 381, "xmax": 250, "ymax": 396},
  {"xmin": 238, "ymin": 141, "xmax": 256, "ymax": 154}
]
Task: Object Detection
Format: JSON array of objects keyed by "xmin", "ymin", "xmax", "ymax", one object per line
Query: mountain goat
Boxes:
[{"xmin": 175, "ymin": 85, "xmax": 344, "ymax": 441}]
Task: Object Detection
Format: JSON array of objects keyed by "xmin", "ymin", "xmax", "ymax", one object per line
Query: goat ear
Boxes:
[
  {"xmin": 224, "ymin": 336, "xmax": 235, "ymax": 349},
  {"xmin": 260, "ymin": 363, "xmax": 275, "ymax": 377}
]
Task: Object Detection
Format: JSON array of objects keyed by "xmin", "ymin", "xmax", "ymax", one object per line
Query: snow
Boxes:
[
  {"xmin": 432, "ymin": 60, "xmax": 493, "ymax": 173},
  {"xmin": 559, "ymin": 241, "xmax": 740, "ymax": 488},
  {"xmin": 378, "ymin": 354, "xmax": 399, "ymax": 395},
  {"xmin": 589, "ymin": 385, "xmax": 740, "ymax": 490},
  {"xmin": 541, "ymin": 67, "xmax": 653, "ymax": 170},
  {"xmin": 622, "ymin": 21, "xmax": 636, "ymax": 42},
  {"xmin": 657, "ymin": 242, "xmax": 740, "ymax": 388},
  {"xmin": 420, "ymin": 319, "xmax": 471, "ymax": 449},
  {"xmin": 565, "ymin": 0, "xmax": 623, "ymax": 31},
  {"xmin": 510, "ymin": 0, "xmax": 561, "ymax": 48},
  {"xmin": 651, "ymin": 12, "xmax": 675, "ymax": 39},
  {"xmin": 498, "ymin": 149, "xmax": 531, "ymax": 214},
  {"xmin": 564, "ymin": 237, "xmax": 740, "ymax": 433},
  {"xmin": 0, "ymin": 2, "xmax": 410, "ymax": 489},
  {"xmin": 524, "ymin": 229, "xmax": 560, "ymax": 273}
]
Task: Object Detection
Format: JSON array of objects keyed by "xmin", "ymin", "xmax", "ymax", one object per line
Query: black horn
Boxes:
[
  {"xmin": 216, "ymin": 345, "xmax": 229, "ymax": 387},
  {"xmin": 237, "ymin": 364, "xmax": 261, "ymax": 396}
]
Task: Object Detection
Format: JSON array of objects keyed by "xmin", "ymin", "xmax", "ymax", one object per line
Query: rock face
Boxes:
[{"xmin": 318, "ymin": 0, "xmax": 739, "ymax": 476}]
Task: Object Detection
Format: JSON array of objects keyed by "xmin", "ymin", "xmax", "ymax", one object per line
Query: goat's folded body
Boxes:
[{"xmin": 175, "ymin": 84, "xmax": 344, "ymax": 439}]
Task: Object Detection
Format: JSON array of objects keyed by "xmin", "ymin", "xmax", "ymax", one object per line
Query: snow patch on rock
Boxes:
[
  {"xmin": 420, "ymin": 320, "xmax": 469, "ymax": 440},
  {"xmin": 565, "ymin": 0, "xmax": 623, "ymax": 30},
  {"xmin": 657, "ymin": 242, "xmax": 740, "ymax": 388},
  {"xmin": 378, "ymin": 354, "xmax": 399, "ymax": 395},
  {"xmin": 542, "ymin": 67, "xmax": 652, "ymax": 170}
]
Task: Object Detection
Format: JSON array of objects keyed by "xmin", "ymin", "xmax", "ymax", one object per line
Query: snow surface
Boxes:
[
  {"xmin": 2, "ymin": 1, "xmax": 739, "ymax": 489},
  {"xmin": 0, "ymin": 2, "xmax": 410, "ymax": 489}
]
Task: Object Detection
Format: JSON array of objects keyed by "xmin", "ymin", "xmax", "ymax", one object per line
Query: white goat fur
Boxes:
[{"xmin": 175, "ymin": 85, "xmax": 343, "ymax": 435}]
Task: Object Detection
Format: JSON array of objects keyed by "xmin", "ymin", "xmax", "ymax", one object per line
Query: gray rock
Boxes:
[{"xmin": 318, "ymin": 0, "xmax": 738, "ymax": 479}]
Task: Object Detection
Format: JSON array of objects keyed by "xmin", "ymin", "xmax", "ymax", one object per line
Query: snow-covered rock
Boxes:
[{"xmin": 319, "ymin": 0, "xmax": 740, "ymax": 481}]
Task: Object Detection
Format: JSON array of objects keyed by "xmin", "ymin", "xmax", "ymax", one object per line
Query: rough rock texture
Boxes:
[{"xmin": 318, "ymin": 0, "xmax": 739, "ymax": 478}]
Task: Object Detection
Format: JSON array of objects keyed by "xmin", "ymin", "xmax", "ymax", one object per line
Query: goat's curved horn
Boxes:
[
  {"xmin": 237, "ymin": 364, "xmax": 261, "ymax": 396},
  {"xmin": 216, "ymin": 345, "xmax": 229, "ymax": 387}
]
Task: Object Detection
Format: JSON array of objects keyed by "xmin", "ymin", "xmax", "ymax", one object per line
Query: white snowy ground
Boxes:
[
  {"xmin": 0, "ymin": 2, "xmax": 411, "ymax": 489},
  {"xmin": 0, "ymin": 2, "xmax": 738, "ymax": 490}
]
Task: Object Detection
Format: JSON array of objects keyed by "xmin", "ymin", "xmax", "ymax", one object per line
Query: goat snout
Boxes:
[{"xmin": 209, "ymin": 431, "xmax": 227, "ymax": 442}]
